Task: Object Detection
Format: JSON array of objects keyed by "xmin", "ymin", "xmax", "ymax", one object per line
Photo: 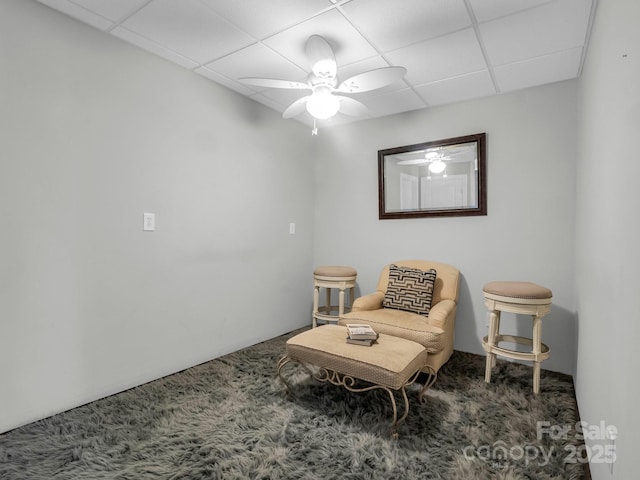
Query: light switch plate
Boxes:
[{"xmin": 143, "ymin": 213, "xmax": 155, "ymax": 231}]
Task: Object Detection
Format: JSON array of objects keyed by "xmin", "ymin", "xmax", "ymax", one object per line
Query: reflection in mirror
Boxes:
[{"xmin": 378, "ymin": 133, "xmax": 486, "ymax": 219}]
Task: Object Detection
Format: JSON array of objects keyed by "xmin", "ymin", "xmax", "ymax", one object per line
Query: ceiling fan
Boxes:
[{"xmin": 239, "ymin": 35, "xmax": 407, "ymax": 124}]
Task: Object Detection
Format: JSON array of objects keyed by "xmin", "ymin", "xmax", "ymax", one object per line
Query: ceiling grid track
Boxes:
[{"xmin": 463, "ymin": 0, "xmax": 500, "ymax": 95}]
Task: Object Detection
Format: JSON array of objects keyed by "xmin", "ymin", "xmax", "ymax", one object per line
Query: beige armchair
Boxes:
[{"xmin": 338, "ymin": 260, "xmax": 460, "ymax": 375}]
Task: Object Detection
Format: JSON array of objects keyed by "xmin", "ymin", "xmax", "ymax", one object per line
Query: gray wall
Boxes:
[
  {"xmin": 0, "ymin": 0, "xmax": 314, "ymax": 433},
  {"xmin": 314, "ymin": 81, "xmax": 578, "ymax": 376},
  {"xmin": 576, "ymin": 1, "xmax": 640, "ymax": 479}
]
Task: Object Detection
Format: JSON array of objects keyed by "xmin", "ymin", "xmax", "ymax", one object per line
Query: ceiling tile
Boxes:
[
  {"xmin": 494, "ymin": 47, "xmax": 583, "ymax": 92},
  {"xmin": 362, "ymin": 88, "xmax": 427, "ymax": 118},
  {"xmin": 120, "ymin": 0, "xmax": 254, "ymax": 65},
  {"xmin": 415, "ymin": 70, "xmax": 496, "ymax": 106},
  {"xmin": 37, "ymin": 0, "xmax": 113, "ymax": 30},
  {"xmin": 194, "ymin": 67, "xmax": 257, "ymax": 96},
  {"xmin": 479, "ymin": 0, "xmax": 592, "ymax": 66},
  {"xmin": 199, "ymin": 0, "xmax": 333, "ymax": 40},
  {"xmin": 69, "ymin": 0, "xmax": 150, "ymax": 22},
  {"xmin": 341, "ymin": 0, "xmax": 471, "ymax": 52},
  {"xmin": 386, "ymin": 28, "xmax": 487, "ymax": 85},
  {"xmin": 35, "ymin": 0, "xmax": 596, "ymax": 125},
  {"xmin": 468, "ymin": 0, "xmax": 552, "ymax": 23},
  {"xmin": 204, "ymin": 43, "xmax": 308, "ymax": 88},
  {"xmin": 338, "ymin": 56, "xmax": 391, "ymax": 81},
  {"xmin": 248, "ymin": 92, "xmax": 288, "ymax": 113},
  {"xmin": 111, "ymin": 27, "xmax": 199, "ymax": 69},
  {"xmin": 263, "ymin": 9, "xmax": 379, "ymax": 70}
]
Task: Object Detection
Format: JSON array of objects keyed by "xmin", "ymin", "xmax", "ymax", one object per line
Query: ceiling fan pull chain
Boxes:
[{"xmin": 312, "ymin": 117, "xmax": 318, "ymax": 136}]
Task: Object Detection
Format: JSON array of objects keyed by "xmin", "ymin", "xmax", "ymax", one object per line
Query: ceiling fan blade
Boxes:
[
  {"xmin": 239, "ymin": 77, "xmax": 310, "ymax": 90},
  {"xmin": 336, "ymin": 96, "xmax": 368, "ymax": 117},
  {"xmin": 282, "ymin": 96, "xmax": 310, "ymax": 119},
  {"xmin": 338, "ymin": 66, "xmax": 407, "ymax": 93},
  {"xmin": 305, "ymin": 35, "xmax": 337, "ymax": 79}
]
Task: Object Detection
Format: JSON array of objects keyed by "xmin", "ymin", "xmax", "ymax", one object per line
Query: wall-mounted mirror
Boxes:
[{"xmin": 378, "ymin": 133, "xmax": 486, "ymax": 219}]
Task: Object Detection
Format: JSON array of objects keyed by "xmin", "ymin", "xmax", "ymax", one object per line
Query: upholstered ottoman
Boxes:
[{"xmin": 277, "ymin": 324, "xmax": 435, "ymax": 438}]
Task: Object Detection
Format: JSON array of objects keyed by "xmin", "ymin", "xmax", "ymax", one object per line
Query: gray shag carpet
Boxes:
[{"xmin": 1, "ymin": 329, "xmax": 586, "ymax": 479}]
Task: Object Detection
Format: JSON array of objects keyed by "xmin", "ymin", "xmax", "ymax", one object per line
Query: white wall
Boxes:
[
  {"xmin": 314, "ymin": 82, "xmax": 578, "ymax": 375},
  {"xmin": 0, "ymin": 0, "xmax": 315, "ymax": 433},
  {"xmin": 576, "ymin": 0, "xmax": 640, "ymax": 478}
]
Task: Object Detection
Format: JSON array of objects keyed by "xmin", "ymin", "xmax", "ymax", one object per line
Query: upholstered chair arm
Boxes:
[
  {"xmin": 426, "ymin": 299, "xmax": 457, "ymax": 330},
  {"xmin": 350, "ymin": 292, "xmax": 384, "ymax": 312}
]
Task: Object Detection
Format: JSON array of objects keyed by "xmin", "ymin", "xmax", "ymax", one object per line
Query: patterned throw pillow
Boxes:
[{"xmin": 383, "ymin": 265, "xmax": 437, "ymax": 315}]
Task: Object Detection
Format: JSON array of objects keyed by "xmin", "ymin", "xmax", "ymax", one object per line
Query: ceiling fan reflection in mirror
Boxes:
[{"xmin": 239, "ymin": 35, "xmax": 406, "ymax": 134}]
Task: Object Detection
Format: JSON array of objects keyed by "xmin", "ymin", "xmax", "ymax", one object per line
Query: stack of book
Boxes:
[{"xmin": 345, "ymin": 323, "xmax": 379, "ymax": 346}]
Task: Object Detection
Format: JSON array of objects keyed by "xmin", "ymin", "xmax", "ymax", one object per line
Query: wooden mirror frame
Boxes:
[{"xmin": 378, "ymin": 133, "xmax": 487, "ymax": 219}]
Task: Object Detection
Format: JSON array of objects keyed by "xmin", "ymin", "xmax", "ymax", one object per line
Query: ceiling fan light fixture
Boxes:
[
  {"xmin": 306, "ymin": 86, "xmax": 340, "ymax": 119},
  {"xmin": 428, "ymin": 159, "xmax": 446, "ymax": 174}
]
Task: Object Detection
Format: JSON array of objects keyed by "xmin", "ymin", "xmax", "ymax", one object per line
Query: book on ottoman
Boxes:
[
  {"xmin": 346, "ymin": 336, "xmax": 378, "ymax": 346},
  {"xmin": 346, "ymin": 323, "xmax": 378, "ymax": 346}
]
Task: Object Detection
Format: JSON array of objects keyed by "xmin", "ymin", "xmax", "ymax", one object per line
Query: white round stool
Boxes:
[
  {"xmin": 312, "ymin": 266, "xmax": 357, "ymax": 328},
  {"xmin": 482, "ymin": 281, "xmax": 552, "ymax": 394}
]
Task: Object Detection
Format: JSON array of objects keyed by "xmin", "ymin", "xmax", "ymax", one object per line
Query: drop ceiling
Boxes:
[{"xmin": 35, "ymin": 0, "xmax": 596, "ymax": 128}]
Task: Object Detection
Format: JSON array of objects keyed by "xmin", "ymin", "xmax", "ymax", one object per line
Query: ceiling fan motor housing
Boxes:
[{"xmin": 308, "ymin": 73, "xmax": 337, "ymax": 88}]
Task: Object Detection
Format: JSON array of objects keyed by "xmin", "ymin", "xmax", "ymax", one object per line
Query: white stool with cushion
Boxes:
[
  {"xmin": 312, "ymin": 266, "xmax": 357, "ymax": 328},
  {"xmin": 482, "ymin": 281, "xmax": 552, "ymax": 394}
]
